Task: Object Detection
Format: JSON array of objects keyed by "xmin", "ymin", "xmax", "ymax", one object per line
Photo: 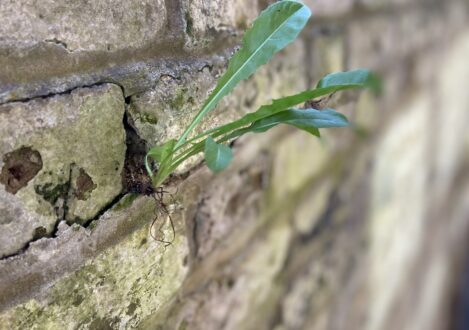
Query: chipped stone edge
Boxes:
[{"xmin": 0, "ymin": 193, "xmax": 156, "ymax": 312}]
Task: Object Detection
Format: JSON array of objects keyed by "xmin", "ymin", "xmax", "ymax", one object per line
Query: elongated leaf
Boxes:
[
  {"xmin": 204, "ymin": 137, "xmax": 233, "ymax": 172},
  {"xmin": 175, "ymin": 0, "xmax": 311, "ymax": 148},
  {"xmin": 145, "ymin": 139, "xmax": 176, "ymax": 178},
  {"xmin": 169, "ymin": 108, "xmax": 349, "ymax": 174},
  {"xmin": 249, "ymin": 108, "xmax": 349, "ymax": 135},
  {"xmin": 182, "ymin": 69, "xmax": 379, "ymax": 146},
  {"xmin": 317, "ymin": 69, "xmax": 381, "ymax": 94},
  {"xmin": 147, "ymin": 139, "xmax": 176, "ymax": 163}
]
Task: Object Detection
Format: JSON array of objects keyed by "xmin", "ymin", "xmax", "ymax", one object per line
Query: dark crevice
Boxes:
[
  {"xmin": 80, "ymin": 99, "xmax": 143, "ymax": 227},
  {"xmin": 44, "ymin": 38, "xmax": 69, "ymax": 51},
  {"xmin": 62, "ymin": 163, "xmax": 74, "ymax": 221},
  {"xmin": 190, "ymin": 199, "xmax": 202, "ymax": 261},
  {"xmin": 0, "ymin": 211, "xmax": 67, "ymax": 260},
  {"xmin": 0, "ymin": 87, "xmax": 131, "ymax": 261},
  {"xmin": 81, "ymin": 192, "xmax": 127, "ymax": 229},
  {"xmin": 121, "ymin": 108, "xmax": 155, "ymax": 196},
  {"xmin": 1, "ymin": 30, "xmax": 239, "ymax": 105},
  {"xmin": 1, "ymin": 62, "xmax": 207, "ymax": 261},
  {"xmin": 0, "ymin": 81, "xmax": 127, "ymax": 106},
  {"xmin": 0, "ymin": 163, "xmax": 76, "ymax": 259}
]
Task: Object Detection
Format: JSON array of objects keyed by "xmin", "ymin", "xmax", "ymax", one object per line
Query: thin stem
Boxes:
[{"xmin": 168, "ymin": 127, "xmax": 251, "ymax": 174}]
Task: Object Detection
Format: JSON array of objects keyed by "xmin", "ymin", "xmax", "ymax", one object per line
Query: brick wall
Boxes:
[{"xmin": 1, "ymin": 0, "xmax": 469, "ymax": 329}]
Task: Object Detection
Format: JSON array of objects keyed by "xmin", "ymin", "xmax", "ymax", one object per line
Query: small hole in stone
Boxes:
[
  {"xmin": 0, "ymin": 146, "xmax": 43, "ymax": 194},
  {"xmin": 32, "ymin": 226, "xmax": 48, "ymax": 240},
  {"xmin": 75, "ymin": 168, "xmax": 97, "ymax": 201}
]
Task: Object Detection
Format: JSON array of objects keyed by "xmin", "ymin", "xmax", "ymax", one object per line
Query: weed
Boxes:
[{"xmin": 145, "ymin": 1, "xmax": 379, "ymax": 209}]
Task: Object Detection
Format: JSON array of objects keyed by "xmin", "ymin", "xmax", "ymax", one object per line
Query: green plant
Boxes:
[{"xmin": 145, "ymin": 0, "xmax": 378, "ymax": 187}]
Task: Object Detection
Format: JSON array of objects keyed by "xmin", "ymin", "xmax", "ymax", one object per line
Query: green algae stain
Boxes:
[
  {"xmin": 185, "ymin": 11, "xmax": 194, "ymax": 36},
  {"xmin": 0, "ymin": 207, "xmax": 189, "ymax": 330},
  {"xmin": 169, "ymin": 88, "xmax": 188, "ymax": 110},
  {"xmin": 34, "ymin": 181, "xmax": 68, "ymax": 205},
  {"xmin": 113, "ymin": 193, "xmax": 138, "ymax": 211},
  {"xmin": 140, "ymin": 112, "xmax": 158, "ymax": 125}
]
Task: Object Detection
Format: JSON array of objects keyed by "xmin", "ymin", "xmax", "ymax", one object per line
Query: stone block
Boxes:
[
  {"xmin": 0, "ymin": 194, "xmax": 189, "ymax": 329},
  {"xmin": 0, "ymin": 0, "xmax": 167, "ymax": 52},
  {"xmin": 0, "ymin": 84, "xmax": 126, "ymax": 257},
  {"xmin": 183, "ymin": 0, "xmax": 260, "ymax": 48}
]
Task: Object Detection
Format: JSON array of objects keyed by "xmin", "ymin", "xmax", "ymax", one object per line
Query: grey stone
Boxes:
[
  {"xmin": 0, "ymin": 0, "xmax": 166, "ymax": 52},
  {"xmin": 0, "ymin": 84, "xmax": 126, "ymax": 258},
  {"xmin": 183, "ymin": 0, "xmax": 260, "ymax": 49}
]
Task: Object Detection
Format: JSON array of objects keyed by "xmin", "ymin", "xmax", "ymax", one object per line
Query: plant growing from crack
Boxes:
[{"xmin": 145, "ymin": 0, "xmax": 379, "ymax": 188}]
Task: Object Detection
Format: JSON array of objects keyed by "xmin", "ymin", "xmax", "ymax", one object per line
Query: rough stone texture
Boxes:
[
  {"xmin": 0, "ymin": 84, "xmax": 125, "ymax": 258},
  {"xmin": 183, "ymin": 0, "xmax": 260, "ymax": 48},
  {"xmin": 1, "ymin": 0, "xmax": 469, "ymax": 329},
  {"xmin": 0, "ymin": 0, "xmax": 184, "ymax": 103},
  {"xmin": 0, "ymin": 0, "xmax": 166, "ymax": 52},
  {"xmin": 0, "ymin": 193, "xmax": 188, "ymax": 328}
]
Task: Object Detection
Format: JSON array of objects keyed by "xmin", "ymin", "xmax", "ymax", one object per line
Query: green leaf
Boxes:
[
  {"xmin": 317, "ymin": 69, "xmax": 381, "ymax": 94},
  {"xmin": 147, "ymin": 139, "xmax": 176, "ymax": 163},
  {"xmin": 168, "ymin": 108, "xmax": 348, "ymax": 175},
  {"xmin": 204, "ymin": 137, "xmax": 233, "ymax": 173},
  {"xmin": 249, "ymin": 108, "xmax": 349, "ymax": 135},
  {"xmin": 180, "ymin": 69, "xmax": 379, "ymax": 147},
  {"xmin": 175, "ymin": 0, "xmax": 311, "ymax": 148},
  {"xmin": 145, "ymin": 139, "xmax": 176, "ymax": 179}
]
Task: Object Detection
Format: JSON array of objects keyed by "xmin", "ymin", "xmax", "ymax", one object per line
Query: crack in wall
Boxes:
[
  {"xmin": 0, "ymin": 82, "xmax": 199, "ymax": 261},
  {"xmin": 0, "ymin": 81, "xmax": 126, "ymax": 106},
  {"xmin": 44, "ymin": 38, "xmax": 69, "ymax": 51},
  {"xmin": 0, "ymin": 36, "xmax": 238, "ymax": 105},
  {"xmin": 0, "ymin": 84, "xmax": 129, "ymax": 260}
]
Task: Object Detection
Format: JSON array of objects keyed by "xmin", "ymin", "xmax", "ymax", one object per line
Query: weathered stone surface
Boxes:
[
  {"xmin": 0, "ymin": 84, "xmax": 126, "ymax": 258},
  {"xmin": 0, "ymin": 0, "xmax": 186, "ymax": 104},
  {"xmin": 0, "ymin": 192, "xmax": 189, "ymax": 328},
  {"xmin": 0, "ymin": 0, "xmax": 166, "ymax": 52},
  {"xmin": 183, "ymin": 0, "xmax": 260, "ymax": 49}
]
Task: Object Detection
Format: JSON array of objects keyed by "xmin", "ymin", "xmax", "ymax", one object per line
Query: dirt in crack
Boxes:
[
  {"xmin": 121, "ymin": 111, "xmax": 176, "ymax": 246},
  {"xmin": 122, "ymin": 111, "xmax": 155, "ymax": 196},
  {"xmin": 0, "ymin": 146, "xmax": 43, "ymax": 194}
]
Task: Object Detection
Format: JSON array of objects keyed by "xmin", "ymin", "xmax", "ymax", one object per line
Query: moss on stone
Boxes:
[
  {"xmin": 185, "ymin": 11, "xmax": 194, "ymax": 37},
  {"xmin": 0, "ymin": 215, "xmax": 189, "ymax": 329},
  {"xmin": 140, "ymin": 112, "xmax": 158, "ymax": 125},
  {"xmin": 169, "ymin": 89, "xmax": 188, "ymax": 110},
  {"xmin": 34, "ymin": 181, "xmax": 68, "ymax": 205},
  {"xmin": 0, "ymin": 84, "xmax": 127, "ymax": 257},
  {"xmin": 113, "ymin": 193, "xmax": 138, "ymax": 211}
]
